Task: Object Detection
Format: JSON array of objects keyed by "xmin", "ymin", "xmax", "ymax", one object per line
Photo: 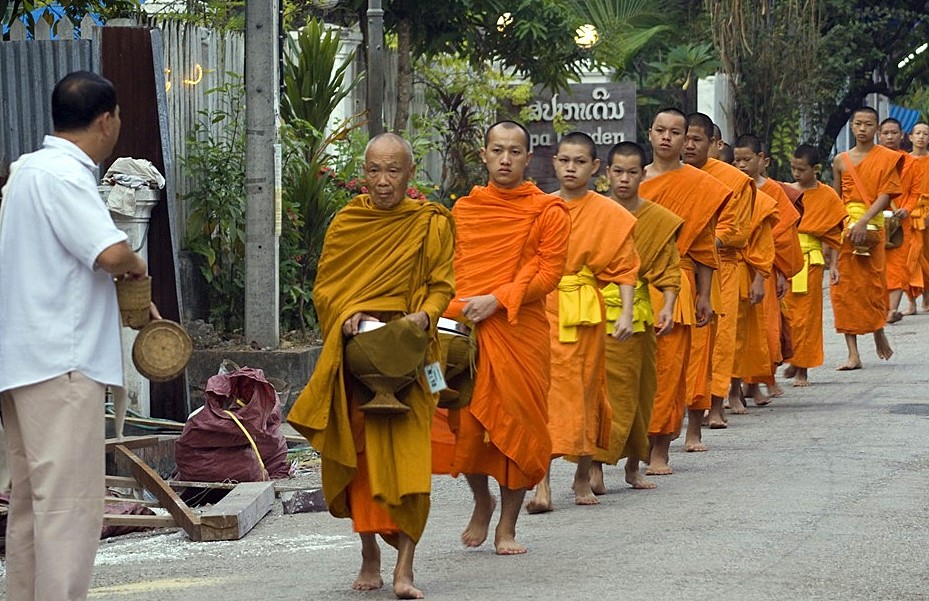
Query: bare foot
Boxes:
[
  {"xmin": 645, "ymin": 463, "xmax": 672, "ymax": 475},
  {"xmin": 494, "ymin": 532, "xmax": 527, "ymax": 555},
  {"xmin": 461, "ymin": 495, "xmax": 496, "ymax": 547},
  {"xmin": 353, "ymin": 548, "xmax": 383, "ymax": 591},
  {"xmin": 684, "ymin": 441, "xmax": 708, "ymax": 452},
  {"xmin": 766, "ymin": 382, "xmax": 784, "ymax": 398},
  {"xmin": 836, "ymin": 360, "xmax": 862, "ymax": 371},
  {"xmin": 624, "ymin": 466, "xmax": 657, "ymax": 489},
  {"xmin": 753, "ymin": 388, "xmax": 772, "ymax": 406},
  {"xmin": 903, "ymin": 299, "xmax": 917, "ymax": 316},
  {"xmin": 874, "ymin": 330, "xmax": 893, "ymax": 360},
  {"xmin": 783, "ymin": 364, "xmax": 798, "ymax": 379},
  {"xmin": 393, "ymin": 576, "xmax": 423, "ymax": 600},
  {"xmin": 793, "ymin": 376, "xmax": 810, "ymax": 387},
  {"xmin": 525, "ymin": 477, "xmax": 553, "ymax": 514},
  {"xmin": 886, "ymin": 310, "xmax": 903, "ymax": 324},
  {"xmin": 590, "ymin": 462, "xmax": 607, "ymax": 495},
  {"xmin": 729, "ymin": 394, "xmax": 748, "ymax": 414},
  {"xmin": 572, "ymin": 479, "xmax": 600, "ymax": 506}
]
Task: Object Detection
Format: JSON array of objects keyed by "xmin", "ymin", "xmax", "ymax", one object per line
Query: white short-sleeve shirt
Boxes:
[{"xmin": 0, "ymin": 135, "xmax": 129, "ymax": 392}]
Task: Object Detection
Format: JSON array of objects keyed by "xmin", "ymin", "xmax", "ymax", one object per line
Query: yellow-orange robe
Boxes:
[
  {"xmin": 832, "ymin": 146, "xmax": 903, "ymax": 335},
  {"xmin": 595, "ymin": 200, "xmax": 682, "ymax": 465},
  {"xmin": 783, "ymin": 182, "xmax": 846, "ymax": 368},
  {"xmin": 445, "ymin": 181, "xmax": 570, "ymax": 490},
  {"xmin": 640, "ymin": 165, "xmax": 730, "ymax": 437},
  {"xmin": 911, "ymin": 156, "xmax": 929, "ymax": 292},
  {"xmin": 885, "ymin": 151, "xmax": 924, "ymax": 298},
  {"xmin": 546, "ymin": 191, "xmax": 639, "ymax": 457},
  {"xmin": 700, "ymin": 159, "xmax": 755, "ymax": 404},
  {"xmin": 735, "ymin": 192, "xmax": 778, "ymax": 379},
  {"xmin": 287, "ymin": 196, "xmax": 455, "ymax": 542}
]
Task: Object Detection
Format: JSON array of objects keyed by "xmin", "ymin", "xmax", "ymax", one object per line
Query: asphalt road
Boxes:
[{"xmin": 3, "ymin": 288, "xmax": 929, "ymax": 601}]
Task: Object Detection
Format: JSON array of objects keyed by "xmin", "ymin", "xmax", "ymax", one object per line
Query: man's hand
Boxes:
[
  {"xmin": 750, "ymin": 275, "xmax": 766, "ymax": 305},
  {"xmin": 342, "ymin": 312, "xmax": 378, "ymax": 336},
  {"xmin": 460, "ymin": 294, "xmax": 499, "ymax": 323},
  {"xmin": 893, "ymin": 208, "xmax": 909, "ymax": 220},
  {"xmin": 611, "ymin": 312, "xmax": 634, "ymax": 341},
  {"xmin": 776, "ymin": 272, "xmax": 788, "ymax": 299},
  {"xmin": 149, "ymin": 302, "xmax": 162, "ymax": 321},
  {"xmin": 848, "ymin": 219, "xmax": 868, "ymax": 246},
  {"xmin": 654, "ymin": 307, "xmax": 674, "ymax": 336},
  {"xmin": 695, "ymin": 295, "xmax": 714, "ymax": 327},
  {"xmin": 403, "ymin": 311, "xmax": 430, "ymax": 330},
  {"xmin": 829, "ymin": 265, "xmax": 840, "ymax": 285}
]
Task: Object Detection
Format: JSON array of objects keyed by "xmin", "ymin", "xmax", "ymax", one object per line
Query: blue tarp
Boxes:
[{"xmin": 890, "ymin": 104, "xmax": 924, "ymax": 133}]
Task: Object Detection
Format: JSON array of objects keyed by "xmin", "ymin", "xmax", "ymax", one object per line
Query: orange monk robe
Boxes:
[
  {"xmin": 783, "ymin": 183, "xmax": 846, "ymax": 369},
  {"xmin": 444, "ymin": 182, "xmax": 570, "ymax": 490},
  {"xmin": 700, "ymin": 159, "xmax": 755, "ymax": 403},
  {"xmin": 735, "ymin": 192, "xmax": 778, "ymax": 379},
  {"xmin": 885, "ymin": 151, "xmax": 924, "ymax": 298},
  {"xmin": 546, "ymin": 191, "xmax": 639, "ymax": 457},
  {"xmin": 595, "ymin": 200, "xmax": 682, "ymax": 465},
  {"xmin": 744, "ymin": 181, "xmax": 803, "ymax": 382},
  {"xmin": 287, "ymin": 196, "xmax": 455, "ymax": 542},
  {"xmin": 640, "ymin": 166, "xmax": 731, "ymax": 437},
  {"xmin": 911, "ymin": 156, "xmax": 929, "ymax": 292},
  {"xmin": 832, "ymin": 146, "xmax": 903, "ymax": 335}
]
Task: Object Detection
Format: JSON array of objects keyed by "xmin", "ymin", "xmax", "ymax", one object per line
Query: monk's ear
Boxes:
[
  {"xmin": 591, "ymin": 158, "xmax": 601, "ymax": 173},
  {"xmin": 479, "ymin": 147, "xmax": 487, "ymax": 165}
]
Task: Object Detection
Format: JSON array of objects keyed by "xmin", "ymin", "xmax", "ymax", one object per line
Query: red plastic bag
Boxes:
[{"xmin": 175, "ymin": 366, "xmax": 290, "ymax": 482}]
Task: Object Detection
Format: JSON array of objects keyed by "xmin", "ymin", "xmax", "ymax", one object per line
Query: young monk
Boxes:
[
  {"xmin": 639, "ymin": 108, "xmax": 731, "ymax": 474},
  {"xmin": 832, "ymin": 107, "xmax": 903, "ymax": 370},
  {"xmin": 908, "ymin": 123, "xmax": 929, "ymax": 312},
  {"xmin": 879, "ymin": 118, "xmax": 924, "ymax": 321},
  {"xmin": 590, "ymin": 141, "xmax": 681, "ymax": 492},
  {"xmin": 682, "ymin": 113, "xmax": 754, "ymax": 433},
  {"xmin": 287, "ymin": 133, "xmax": 455, "ymax": 599},
  {"xmin": 732, "ymin": 135, "xmax": 803, "ymax": 404},
  {"xmin": 782, "ymin": 144, "xmax": 846, "ymax": 386},
  {"xmin": 445, "ymin": 120, "xmax": 570, "ymax": 554}
]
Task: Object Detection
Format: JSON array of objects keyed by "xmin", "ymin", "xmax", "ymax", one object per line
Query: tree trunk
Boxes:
[{"xmin": 393, "ymin": 17, "xmax": 413, "ymax": 133}]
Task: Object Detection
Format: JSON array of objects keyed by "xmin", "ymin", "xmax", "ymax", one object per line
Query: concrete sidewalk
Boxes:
[{"xmin": 4, "ymin": 287, "xmax": 928, "ymax": 601}]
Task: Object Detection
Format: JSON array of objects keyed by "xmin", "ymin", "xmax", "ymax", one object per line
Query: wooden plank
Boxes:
[
  {"xmin": 103, "ymin": 514, "xmax": 177, "ymax": 528},
  {"xmin": 105, "ymin": 435, "xmax": 164, "ymax": 454},
  {"xmin": 105, "ymin": 496, "xmax": 160, "ymax": 507},
  {"xmin": 115, "ymin": 445, "xmax": 202, "ymax": 541},
  {"xmin": 166, "ymin": 479, "xmax": 310, "ymax": 494},
  {"xmin": 199, "ymin": 481, "xmax": 274, "ymax": 541},
  {"xmin": 106, "ymin": 475, "xmax": 142, "ymax": 489},
  {"xmin": 104, "ymin": 415, "xmax": 306, "ymax": 445}
]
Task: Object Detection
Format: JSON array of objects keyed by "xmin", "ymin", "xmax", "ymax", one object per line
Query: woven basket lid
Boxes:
[{"xmin": 132, "ymin": 320, "xmax": 192, "ymax": 382}]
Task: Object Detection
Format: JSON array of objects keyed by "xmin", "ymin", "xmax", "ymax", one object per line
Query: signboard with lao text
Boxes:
[{"xmin": 519, "ymin": 82, "xmax": 636, "ymax": 193}]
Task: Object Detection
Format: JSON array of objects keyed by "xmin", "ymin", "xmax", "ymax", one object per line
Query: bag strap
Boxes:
[{"xmin": 223, "ymin": 406, "xmax": 270, "ymax": 481}]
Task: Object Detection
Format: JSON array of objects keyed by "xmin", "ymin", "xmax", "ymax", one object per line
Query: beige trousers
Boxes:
[{"xmin": 1, "ymin": 372, "xmax": 105, "ymax": 601}]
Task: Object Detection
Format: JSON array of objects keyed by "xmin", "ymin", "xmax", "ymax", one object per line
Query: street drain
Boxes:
[{"xmin": 888, "ymin": 403, "xmax": 929, "ymax": 416}]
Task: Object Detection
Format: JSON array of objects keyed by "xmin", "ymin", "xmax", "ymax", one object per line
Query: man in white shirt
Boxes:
[{"xmin": 0, "ymin": 71, "xmax": 152, "ymax": 601}]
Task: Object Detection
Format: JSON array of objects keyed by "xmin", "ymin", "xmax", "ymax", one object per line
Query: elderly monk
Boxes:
[
  {"xmin": 589, "ymin": 141, "xmax": 682, "ymax": 492},
  {"xmin": 832, "ymin": 107, "xmax": 903, "ymax": 370},
  {"xmin": 525, "ymin": 132, "xmax": 639, "ymax": 513},
  {"xmin": 732, "ymin": 134, "xmax": 803, "ymax": 405},
  {"xmin": 879, "ymin": 118, "xmax": 924, "ymax": 322},
  {"xmin": 639, "ymin": 108, "xmax": 730, "ymax": 474},
  {"xmin": 444, "ymin": 120, "xmax": 570, "ymax": 555},
  {"xmin": 909, "ymin": 123, "xmax": 929, "ymax": 312},
  {"xmin": 782, "ymin": 145, "xmax": 846, "ymax": 386},
  {"xmin": 682, "ymin": 113, "xmax": 753, "ymax": 436},
  {"xmin": 287, "ymin": 133, "xmax": 454, "ymax": 600}
]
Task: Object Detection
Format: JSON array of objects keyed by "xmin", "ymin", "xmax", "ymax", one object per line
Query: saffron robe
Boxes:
[
  {"xmin": 287, "ymin": 196, "xmax": 455, "ymax": 542},
  {"xmin": 595, "ymin": 200, "xmax": 682, "ymax": 464},
  {"xmin": 546, "ymin": 191, "xmax": 639, "ymax": 457},
  {"xmin": 735, "ymin": 192, "xmax": 778, "ymax": 379},
  {"xmin": 885, "ymin": 151, "xmax": 924, "ymax": 297},
  {"xmin": 831, "ymin": 146, "xmax": 903, "ymax": 335},
  {"xmin": 910, "ymin": 156, "xmax": 929, "ymax": 293},
  {"xmin": 783, "ymin": 182, "xmax": 846, "ymax": 368},
  {"xmin": 701, "ymin": 159, "xmax": 755, "ymax": 402},
  {"xmin": 446, "ymin": 181, "xmax": 570, "ymax": 490},
  {"xmin": 640, "ymin": 165, "xmax": 730, "ymax": 436}
]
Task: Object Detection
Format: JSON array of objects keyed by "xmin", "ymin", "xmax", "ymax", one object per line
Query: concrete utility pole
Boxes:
[
  {"xmin": 244, "ymin": 0, "xmax": 281, "ymax": 348},
  {"xmin": 367, "ymin": 0, "xmax": 385, "ymax": 137}
]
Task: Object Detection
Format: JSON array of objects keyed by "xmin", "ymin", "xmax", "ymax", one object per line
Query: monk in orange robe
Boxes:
[
  {"xmin": 444, "ymin": 120, "xmax": 570, "ymax": 555},
  {"xmin": 639, "ymin": 108, "xmax": 730, "ymax": 475},
  {"xmin": 287, "ymin": 133, "xmax": 454, "ymax": 599},
  {"xmin": 683, "ymin": 113, "xmax": 754, "ymax": 433},
  {"xmin": 525, "ymin": 133, "xmax": 639, "ymax": 513},
  {"xmin": 909, "ymin": 123, "xmax": 929, "ymax": 312},
  {"xmin": 831, "ymin": 107, "xmax": 903, "ymax": 370},
  {"xmin": 879, "ymin": 118, "xmax": 925, "ymax": 321},
  {"xmin": 589, "ymin": 141, "xmax": 681, "ymax": 492},
  {"xmin": 732, "ymin": 135, "xmax": 803, "ymax": 404},
  {"xmin": 782, "ymin": 145, "xmax": 846, "ymax": 387}
]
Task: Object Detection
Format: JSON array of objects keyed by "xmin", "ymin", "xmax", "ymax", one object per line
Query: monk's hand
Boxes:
[
  {"xmin": 750, "ymin": 276, "xmax": 766, "ymax": 305},
  {"xmin": 655, "ymin": 308, "xmax": 674, "ymax": 336},
  {"xmin": 403, "ymin": 311, "xmax": 430, "ymax": 330},
  {"xmin": 894, "ymin": 208, "xmax": 909, "ymax": 219},
  {"xmin": 829, "ymin": 266, "xmax": 840, "ymax": 285},
  {"xmin": 848, "ymin": 219, "xmax": 868, "ymax": 246},
  {"xmin": 460, "ymin": 294, "xmax": 498, "ymax": 323},
  {"xmin": 342, "ymin": 312, "xmax": 378, "ymax": 336},
  {"xmin": 776, "ymin": 272, "xmax": 788, "ymax": 299},
  {"xmin": 695, "ymin": 295, "xmax": 714, "ymax": 327},
  {"xmin": 611, "ymin": 311, "xmax": 634, "ymax": 341},
  {"xmin": 149, "ymin": 302, "xmax": 163, "ymax": 321}
]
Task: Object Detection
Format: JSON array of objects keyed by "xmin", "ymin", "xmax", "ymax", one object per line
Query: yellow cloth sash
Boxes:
[
  {"xmin": 557, "ymin": 266, "xmax": 601, "ymax": 343},
  {"xmin": 791, "ymin": 233, "xmax": 825, "ymax": 294},
  {"xmin": 603, "ymin": 280, "xmax": 654, "ymax": 334}
]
